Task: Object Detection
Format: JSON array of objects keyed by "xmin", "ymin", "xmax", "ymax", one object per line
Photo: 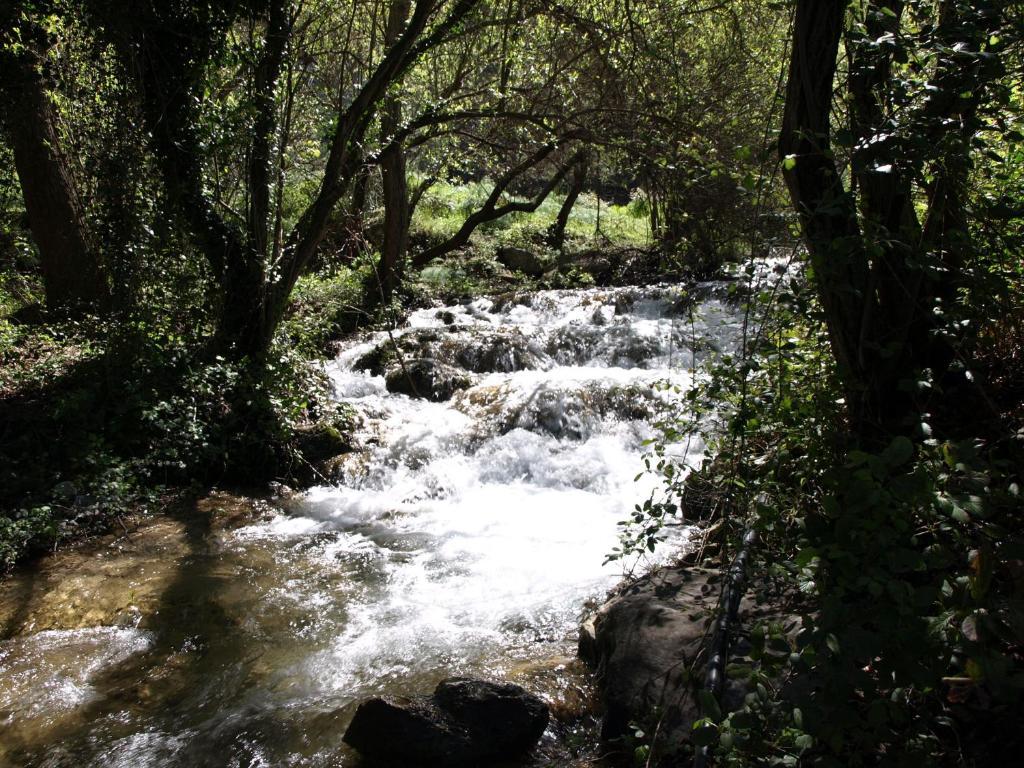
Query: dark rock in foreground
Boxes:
[
  {"xmin": 580, "ymin": 567, "xmax": 720, "ymax": 747},
  {"xmin": 343, "ymin": 677, "xmax": 550, "ymax": 766},
  {"xmin": 579, "ymin": 566, "xmax": 799, "ymax": 762}
]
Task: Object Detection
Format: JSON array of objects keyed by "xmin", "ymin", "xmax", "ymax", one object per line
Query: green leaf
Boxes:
[
  {"xmin": 699, "ymin": 689, "xmax": 722, "ymax": 722},
  {"xmin": 881, "ymin": 435, "xmax": 914, "ymax": 467},
  {"xmin": 692, "ymin": 723, "xmax": 719, "ymax": 747},
  {"xmin": 826, "ymin": 633, "xmax": 840, "ymax": 655}
]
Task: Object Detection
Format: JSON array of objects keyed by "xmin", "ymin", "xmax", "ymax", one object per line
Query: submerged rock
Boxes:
[{"xmin": 343, "ymin": 677, "xmax": 550, "ymax": 765}]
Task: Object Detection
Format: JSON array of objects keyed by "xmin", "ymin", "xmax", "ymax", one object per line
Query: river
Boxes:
[{"xmin": 0, "ymin": 280, "xmax": 746, "ymax": 766}]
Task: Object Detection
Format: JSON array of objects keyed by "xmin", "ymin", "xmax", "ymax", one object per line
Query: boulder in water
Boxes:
[
  {"xmin": 384, "ymin": 359, "xmax": 475, "ymax": 401},
  {"xmin": 580, "ymin": 566, "xmax": 800, "ymax": 759},
  {"xmin": 455, "ymin": 328, "xmax": 545, "ymax": 373},
  {"xmin": 343, "ymin": 677, "xmax": 550, "ymax": 765},
  {"xmin": 581, "ymin": 567, "xmax": 718, "ymax": 746}
]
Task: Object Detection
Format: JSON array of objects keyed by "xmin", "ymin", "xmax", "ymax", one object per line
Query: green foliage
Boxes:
[
  {"xmin": 280, "ymin": 267, "xmax": 370, "ymax": 357},
  {"xmin": 0, "ymin": 506, "xmax": 55, "ymax": 570},
  {"xmin": 414, "ymin": 247, "xmax": 531, "ymax": 301},
  {"xmin": 411, "ymin": 181, "xmax": 650, "ymax": 251},
  {"xmin": 0, "ymin": 295, "xmax": 342, "ymax": 568},
  {"xmin": 623, "ymin": 249, "xmax": 1024, "ymax": 764}
]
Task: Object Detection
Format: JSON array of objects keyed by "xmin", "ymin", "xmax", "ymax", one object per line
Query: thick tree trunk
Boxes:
[
  {"xmin": 376, "ymin": 0, "xmax": 413, "ymax": 305},
  {"xmin": 780, "ymin": 0, "xmax": 885, "ymax": 437},
  {"xmin": 0, "ymin": 33, "xmax": 108, "ymax": 312},
  {"xmin": 781, "ymin": 0, "xmax": 1001, "ymax": 441}
]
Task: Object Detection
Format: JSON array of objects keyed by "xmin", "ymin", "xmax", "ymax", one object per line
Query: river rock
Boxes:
[
  {"xmin": 581, "ymin": 567, "xmax": 720, "ymax": 746},
  {"xmin": 497, "ymin": 246, "xmax": 547, "ymax": 276},
  {"xmin": 558, "ymin": 249, "xmax": 614, "ymax": 282},
  {"xmin": 343, "ymin": 678, "xmax": 550, "ymax": 765},
  {"xmin": 384, "ymin": 359, "xmax": 475, "ymax": 401},
  {"xmin": 581, "ymin": 565, "xmax": 800, "ymax": 759},
  {"xmin": 455, "ymin": 328, "xmax": 545, "ymax": 373}
]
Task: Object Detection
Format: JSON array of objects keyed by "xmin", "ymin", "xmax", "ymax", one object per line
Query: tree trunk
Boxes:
[
  {"xmin": 781, "ymin": 0, "xmax": 1002, "ymax": 441},
  {"xmin": 376, "ymin": 0, "xmax": 413, "ymax": 305},
  {"xmin": 780, "ymin": 0, "xmax": 884, "ymax": 437},
  {"xmin": 0, "ymin": 29, "xmax": 108, "ymax": 312},
  {"xmin": 107, "ymin": 0, "xmax": 481, "ymax": 361},
  {"xmin": 548, "ymin": 151, "xmax": 588, "ymax": 249}
]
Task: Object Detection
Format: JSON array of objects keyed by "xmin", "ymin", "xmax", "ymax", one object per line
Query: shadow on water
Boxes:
[
  {"xmin": 5, "ymin": 496, "xmax": 341, "ymax": 768},
  {"xmin": 0, "ymin": 571, "xmax": 37, "ymax": 642}
]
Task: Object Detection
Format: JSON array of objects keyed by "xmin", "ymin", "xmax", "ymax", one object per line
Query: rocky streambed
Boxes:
[{"xmin": 0, "ymin": 280, "xmax": 753, "ymax": 766}]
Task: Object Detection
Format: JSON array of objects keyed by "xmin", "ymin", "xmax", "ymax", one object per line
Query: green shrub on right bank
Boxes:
[{"xmin": 620, "ymin": 259, "xmax": 1024, "ymax": 766}]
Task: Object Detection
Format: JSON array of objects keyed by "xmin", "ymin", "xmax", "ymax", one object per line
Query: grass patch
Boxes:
[{"xmin": 411, "ymin": 179, "xmax": 652, "ymax": 251}]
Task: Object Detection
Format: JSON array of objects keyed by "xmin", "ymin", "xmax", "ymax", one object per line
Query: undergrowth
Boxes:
[{"xmin": 618, "ymin": 259, "xmax": 1024, "ymax": 767}]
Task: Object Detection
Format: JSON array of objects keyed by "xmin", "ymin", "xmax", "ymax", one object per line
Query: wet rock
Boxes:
[
  {"xmin": 292, "ymin": 422, "xmax": 350, "ymax": 464},
  {"xmin": 343, "ymin": 678, "xmax": 549, "ymax": 766},
  {"xmin": 353, "ymin": 330, "xmax": 442, "ymax": 375},
  {"xmin": 384, "ymin": 359, "xmax": 475, "ymax": 401},
  {"xmin": 454, "ymin": 329, "xmax": 545, "ymax": 373},
  {"xmin": 577, "ymin": 616, "xmax": 598, "ymax": 665},
  {"xmin": 289, "ymin": 411, "xmax": 360, "ymax": 486},
  {"xmin": 497, "ymin": 247, "xmax": 547, "ymax": 276},
  {"xmin": 559, "ymin": 249, "xmax": 614, "ymax": 283}
]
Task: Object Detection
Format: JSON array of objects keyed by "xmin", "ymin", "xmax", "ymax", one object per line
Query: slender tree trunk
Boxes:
[
  {"xmin": 780, "ymin": 0, "xmax": 882, "ymax": 436},
  {"xmin": 413, "ymin": 143, "xmax": 586, "ymax": 268},
  {"xmin": 0, "ymin": 30, "xmax": 108, "ymax": 312},
  {"xmin": 548, "ymin": 151, "xmax": 588, "ymax": 249},
  {"xmin": 217, "ymin": 0, "xmax": 290, "ymax": 360}
]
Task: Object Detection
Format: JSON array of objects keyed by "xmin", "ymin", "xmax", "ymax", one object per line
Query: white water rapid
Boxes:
[{"xmin": 0, "ymin": 280, "xmax": 750, "ymax": 767}]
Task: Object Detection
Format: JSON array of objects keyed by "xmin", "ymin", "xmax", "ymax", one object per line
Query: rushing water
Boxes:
[{"xmin": 0, "ymin": 281, "xmax": 745, "ymax": 767}]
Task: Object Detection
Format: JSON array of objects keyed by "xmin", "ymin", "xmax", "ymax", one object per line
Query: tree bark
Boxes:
[
  {"xmin": 780, "ymin": 0, "xmax": 881, "ymax": 435},
  {"xmin": 0, "ymin": 25, "xmax": 108, "ymax": 312},
  {"xmin": 376, "ymin": 0, "xmax": 413, "ymax": 305},
  {"xmin": 412, "ymin": 142, "xmax": 586, "ymax": 269},
  {"xmin": 781, "ymin": 0, "xmax": 1003, "ymax": 440},
  {"xmin": 217, "ymin": 0, "xmax": 291, "ymax": 358},
  {"xmin": 548, "ymin": 151, "xmax": 589, "ymax": 249},
  {"xmin": 108, "ymin": 0, "xmax": 481, "ymax": 360}
]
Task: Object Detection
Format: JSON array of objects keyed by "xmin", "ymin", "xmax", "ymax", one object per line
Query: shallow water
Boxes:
[{"xmin": 0, "ymin": 282, "xmax": 746, "ymax": 767}]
